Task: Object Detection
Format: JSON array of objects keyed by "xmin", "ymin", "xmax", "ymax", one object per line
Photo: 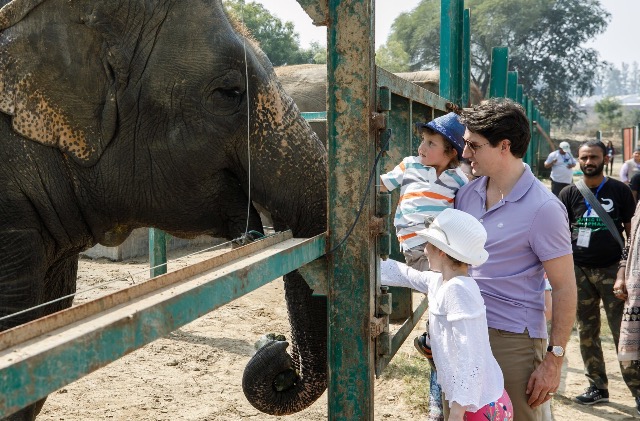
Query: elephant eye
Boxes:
[{"xmin": 204, "ymin": 86, "xmax": 244, "ymax": 116}]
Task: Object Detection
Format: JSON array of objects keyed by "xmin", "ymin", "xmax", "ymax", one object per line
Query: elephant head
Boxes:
[{"xmin": 0, "ymin": 0, "xmax": 327, "ymax": 419}]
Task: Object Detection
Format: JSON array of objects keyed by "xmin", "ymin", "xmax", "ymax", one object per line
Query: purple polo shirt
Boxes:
[{"xmin": 455, "ymin": 164, "xmax": 572, "ymax": 338}]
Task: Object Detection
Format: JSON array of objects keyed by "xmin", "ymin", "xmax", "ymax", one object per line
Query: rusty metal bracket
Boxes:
[
  {"xmin": 298, "ymin": 257, "xmax": 328, "ymax": 296},
  {"xmin": 371, "ymin": 112, "xmax": 387, "ymax": 130},
  {"xmin": 370, "ymin": 317, "xmax": 386, "ymax": 339}
]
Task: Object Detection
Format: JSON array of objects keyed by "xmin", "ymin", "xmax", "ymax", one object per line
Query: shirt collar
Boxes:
[{"xmin": 474, "ymin": 163, "xmax": 534, "ymax": 203}]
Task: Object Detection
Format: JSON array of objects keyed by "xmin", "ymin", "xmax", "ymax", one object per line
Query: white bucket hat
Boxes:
[{"xmin": 416, "ymin": 208, "xmax": 489, "ymax": 266}]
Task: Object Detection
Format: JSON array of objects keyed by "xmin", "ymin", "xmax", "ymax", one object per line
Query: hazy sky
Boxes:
[{"xmin": 252, "ymin": 0, "xmax": 639, "ymax": 67}]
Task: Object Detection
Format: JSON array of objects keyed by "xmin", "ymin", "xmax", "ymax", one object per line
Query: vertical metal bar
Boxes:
[
  {"xmin": 507, "ymin": 71, "xmax": 518, "ymax": 101},
  {"xmin": 461, "ymin": 9, "xmax": 471, "ymax": 107},
  {"xmin": 516, "ymin": 84, "xmax": 524, "ymax": 105},
  {"xmin": 440, "ymin": 0, "xmax": 463, "ymax": 105},
  {"xmin": 489, "ymin": 46, "xmax": 509, "ymax": 98},
  {"xmin": 532, "ymin": 107, "xmax": 540, "ymax": 176},
  {"xmin": 525, "ymin": 96, "xmax": 534, "ymax": 166},
  {"xmin": 327, "ymin": 0, "xmax": 376, "ymax": 418},
  {"xmin": 383, "ymin": 93, "xmax": 413, "ymax": 322},
  {"xmin": 149, "ymin": 228, "xmax": 167, "ymax": 277}
]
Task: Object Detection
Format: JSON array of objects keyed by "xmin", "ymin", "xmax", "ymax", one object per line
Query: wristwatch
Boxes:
[{"xmin": 547, "ymin": 345, "xmax": 565, "ymax": 357}]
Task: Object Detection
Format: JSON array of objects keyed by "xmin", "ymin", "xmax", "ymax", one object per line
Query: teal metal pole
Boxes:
[
  {"xmin": 149, "ymin": 228, "xmax": 167, "ymax": 277},
  {"xmin": 327, "ymin": 0, "xmax": 376, "ymax": 418},
  {"xmin": 525, "ymin": 97, "xmax": 534, "ymax": 165},
  {"xmin": 461, "ymin": 8, "xmax": 471, "ymax": 107},
  {"xmin": 516, "ymin": 84, "xmax": 524, "ymax": 105},
  {"xmin": 489, "ymin": 47, "xmax": 509, "ymax": 98},
  {"xmin": 532, "ymin": 107, "xmax": 540, "ymax": 176},
  {"xmin": 507, "ymin": 71, "xmax": 518, "ymax": 101},
  {"xmin": 440, "ymin": 0, "xmax": 463, "ymax": 105}
]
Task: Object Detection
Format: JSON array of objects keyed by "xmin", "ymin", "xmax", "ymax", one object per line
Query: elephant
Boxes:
[
  {"xmin": 0, "ymin": 0, "xmax": 327, "ymax": 419},
  {"xmin": 275, "ymin": 64, "xmax": 484, "ymax": 144}
]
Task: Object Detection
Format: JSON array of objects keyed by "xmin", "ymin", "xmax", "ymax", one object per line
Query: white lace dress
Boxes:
[{"xmin": 381, "ymin": 259, "xmax": 504, "ymax": 412}]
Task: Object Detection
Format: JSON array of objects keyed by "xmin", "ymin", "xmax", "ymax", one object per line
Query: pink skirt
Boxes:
[{"xmin": 464, "ymin": 389, "xmax": 513, "ymax": 421}]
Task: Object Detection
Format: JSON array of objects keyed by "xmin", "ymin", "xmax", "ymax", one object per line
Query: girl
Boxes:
[
  {"xmin": 380, "ymin": 112, "xmax": 468, "ymax": 420},
  {"xmin": 381, "ymin": 208, "xmax": 512, "ymax": 421}
]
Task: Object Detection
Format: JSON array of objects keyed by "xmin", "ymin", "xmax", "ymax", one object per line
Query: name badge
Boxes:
[{"xmin": 577, "ymin": 227, "xmax": 591, "ymax": 248}]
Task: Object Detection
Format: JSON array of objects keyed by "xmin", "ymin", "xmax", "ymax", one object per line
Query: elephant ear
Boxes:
[{"xmin": 0, "ymin": 0, "xmax": 122, "ymax": 166}]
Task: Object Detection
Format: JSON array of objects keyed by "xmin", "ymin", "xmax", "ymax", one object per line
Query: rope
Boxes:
[{"xmin": 0, "ymin": 231, "xmax": 272, "ymax": 324}]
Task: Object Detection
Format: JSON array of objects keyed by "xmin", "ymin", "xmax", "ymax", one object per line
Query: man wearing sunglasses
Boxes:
[{"xmin": 454, "ymin": 98, "xmax": 577, "ymax": 421}]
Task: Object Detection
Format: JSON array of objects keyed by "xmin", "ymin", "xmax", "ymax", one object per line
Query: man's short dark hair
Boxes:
[
  {"xmin": 460, "ymin": 98, "xmax": 530, "ymax": 158},
  {"xmin": 579, "ymin": 140, "xmax": 607, "ymax": 156}
]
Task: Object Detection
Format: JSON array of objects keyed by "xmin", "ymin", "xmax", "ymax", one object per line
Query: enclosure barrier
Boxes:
[
  {"xmin": 0, "ymin": 0, "xmax": 552, "ymax": 419},
  {"xmin": 0, "ymin": 231, "xmax": 325, "ymax": 418}
]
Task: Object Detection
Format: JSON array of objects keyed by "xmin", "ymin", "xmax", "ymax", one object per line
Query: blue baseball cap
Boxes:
[{"xmin": 416, "ymin": 112, "xmax": 465, "ymax": 157}]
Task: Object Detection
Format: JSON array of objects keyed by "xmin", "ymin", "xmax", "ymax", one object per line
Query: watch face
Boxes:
[{"xmin": 551, "ymin": 346, "xmax": 564, "ymax": 356}]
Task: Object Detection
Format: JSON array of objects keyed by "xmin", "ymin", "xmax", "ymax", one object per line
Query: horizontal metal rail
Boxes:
[
  {"xmin": 376, "ymin": 66, "xmax": 449, "ymax": 111},
  {"xmin": 0, "ymin": 231, "xmax": 326, "ymax": 419}
]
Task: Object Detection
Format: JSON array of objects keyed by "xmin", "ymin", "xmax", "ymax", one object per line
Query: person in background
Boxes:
[
  {"xmin": 620, "ymin": 148, "xmax": 640, "ymax": 184},
  {"xmin": 381, "ymin": 208, "xmax": 513, "ymax": 421},
  {"xmin": 456, "ymin": 98, "xmax": 576, "ymax": 421},
  {"xmin": 617, "ymin": 195, "xmax": 640, "ymax": 416},
  {"xmin": 605, "ymin": 140, "xmax": 615, "ymax": 176},
  {"xmin": 558, "ymin": 140, "xmax": 640, "ymax": 410},
  {"xmin": 629, "ymin": 172, "xmax": 640, "ymax": 202},
  {"xmin": 379, "ymin": 112, "xmax": 467, "ymax": 421},
  {"xmin": 544, "ymin": 141, "xmax": 577, "ymax": 197}
]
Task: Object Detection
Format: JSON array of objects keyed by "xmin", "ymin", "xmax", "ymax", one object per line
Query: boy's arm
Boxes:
[
  {"xmin": 379, "ymin": 178, "xmax": 388, "ymax": 192},
  {"xmin": 379, "ymin": 159, "xmax": 407, "ymax": 192}
]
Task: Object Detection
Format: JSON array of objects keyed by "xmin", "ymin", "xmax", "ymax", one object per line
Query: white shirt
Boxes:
[
  {"xmin": 544, "ymin": 150, "xmax": 576, "ymax": 184},
  {"xmin": 380, "ymin": 259, "xmax": 504, "ymax": 411}
]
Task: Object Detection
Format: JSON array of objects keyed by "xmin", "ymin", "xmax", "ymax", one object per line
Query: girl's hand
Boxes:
[{"xmin": 448, "ymin": 402, "xmax": 466, "ymax": 421}]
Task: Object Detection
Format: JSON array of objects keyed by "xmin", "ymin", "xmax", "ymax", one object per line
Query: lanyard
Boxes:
[{"xmin": 584, "ymin": 177, "xmax": 606, "ymax": 216}]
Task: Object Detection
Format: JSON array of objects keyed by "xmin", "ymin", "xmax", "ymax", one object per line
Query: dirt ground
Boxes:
[
  {"xmin": 38, "ymin": 254, "xmax": 637, "ymax": 420},
  {"xmin": 34, "ymin": 143, "xmax": 638, "ymax": 420}
]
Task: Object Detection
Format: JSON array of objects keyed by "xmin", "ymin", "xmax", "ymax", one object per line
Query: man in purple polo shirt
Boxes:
[{"xmin": 456, "ymin": 98, "xmax": 576, "ymax": 421}]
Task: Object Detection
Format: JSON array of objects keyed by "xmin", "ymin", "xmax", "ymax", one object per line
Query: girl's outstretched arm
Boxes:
[{"xmin": 380, "ymin": 258, "xmax": 436, "ymax": 294}]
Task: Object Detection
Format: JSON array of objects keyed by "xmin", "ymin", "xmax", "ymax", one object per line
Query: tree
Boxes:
[
  {"xmin": 376, "ymin": 40, "xmax": 411, "ymax": 72},
  {"xmin": 379, "ymin": 0, "xmax": 610, "ymax": 126},
  {"xmin": 594, "ymin": 97, "xmax": 623, "ymax": 131},
  {"xmin": 223, "ymin": 0, "xmax": 318, "ymax": 66}
]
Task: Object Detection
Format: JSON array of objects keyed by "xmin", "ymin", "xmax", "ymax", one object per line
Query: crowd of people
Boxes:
[{"xmin": 379, "ymin": 98, "xmax": 640, "ymax": 420}]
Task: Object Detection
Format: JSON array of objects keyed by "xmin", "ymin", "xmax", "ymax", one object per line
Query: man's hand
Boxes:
[
  {"xmin": 614, "ymin": 266, "xmax": 627, "ymax": 301},
  {"xmin": 526, "ymin": 355, "xmax": 562, "ymax": 407}
]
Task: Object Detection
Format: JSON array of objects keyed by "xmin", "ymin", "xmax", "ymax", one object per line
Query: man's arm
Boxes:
[
  {"xmin": 543, "ymin": 152, "xmax": 555, "ymax": 169},
  {"xmin": 526, "ymin": 254, "xmax": 577, "ymax": 408},
  {"xmin": 621, "ymin": 162, "xmax": 630, "ymax": 183}
]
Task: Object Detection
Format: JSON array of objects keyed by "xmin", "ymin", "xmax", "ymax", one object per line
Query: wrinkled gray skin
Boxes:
[
  {"xmin": 275, "ymin": 64, "xmax": 484, "ymax": 144},
  {"xmin": 0, "ymin": 0, "xmax": 326, "ymax": 419}
]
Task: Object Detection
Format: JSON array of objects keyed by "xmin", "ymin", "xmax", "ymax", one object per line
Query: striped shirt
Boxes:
[{"xmin": 381, "ymin": 156, "xmax": 468, "ymax": 250}]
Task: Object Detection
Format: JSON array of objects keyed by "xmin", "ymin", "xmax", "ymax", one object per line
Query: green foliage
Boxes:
[
  {"xmin": 381, "ymin": 0, "xmax": 610, "ymax": 126},
  {"xmin": 622, "ymin": 108, "xmax": 640, "ymax": 128},
  {"xmin": 223, "ymin": 0, "xmax": 325, "ymax": 66},
  {"xmin": 594, "ymin": 97, "xmax": 623, "ymax": 131},
  {"xmin": 376, "ymin": 40, "xmax": 411, "ymax": 72}
]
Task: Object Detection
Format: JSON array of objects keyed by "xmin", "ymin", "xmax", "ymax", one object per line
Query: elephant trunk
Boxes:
[{"xmin": 242, "ymin": 271, "xmax": 327, "ymax": 414}]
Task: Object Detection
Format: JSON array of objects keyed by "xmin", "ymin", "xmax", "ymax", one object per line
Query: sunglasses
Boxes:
[{"xmin": 463, "ymin": 139, "xmax": 491, "ymax": 153}]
